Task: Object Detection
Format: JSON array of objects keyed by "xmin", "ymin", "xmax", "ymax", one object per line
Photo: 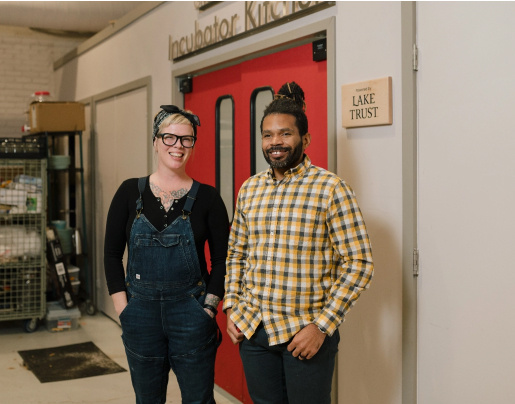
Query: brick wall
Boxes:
[{"xmin": 0, "ymin": 25, "xmax": 84, "ymax": 138}]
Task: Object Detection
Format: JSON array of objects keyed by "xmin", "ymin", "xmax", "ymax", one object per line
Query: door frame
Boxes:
[{"xmin": 401, "ymin": 3, "xmax": 418, "ymax": 404}]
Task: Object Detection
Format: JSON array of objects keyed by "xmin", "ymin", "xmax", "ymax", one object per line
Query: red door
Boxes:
[{"xmin": 184, "ymin": 42, "xmax": 327, "ymax": 403}]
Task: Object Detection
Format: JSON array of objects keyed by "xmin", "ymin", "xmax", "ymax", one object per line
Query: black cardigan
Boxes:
[{"xmin": 103, "ymin": 177, "xmax": 230, "ymax": 299}]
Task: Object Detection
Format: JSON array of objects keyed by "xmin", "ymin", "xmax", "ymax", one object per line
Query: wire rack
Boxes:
[{"xmin": 0, "ymin": 158, "xmax": 47, "ymax": 330}]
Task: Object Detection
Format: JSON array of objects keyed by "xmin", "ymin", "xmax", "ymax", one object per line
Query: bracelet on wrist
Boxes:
[{"xmin": 203, "ymin": 304, "xmax": 218, "ymax": 316}]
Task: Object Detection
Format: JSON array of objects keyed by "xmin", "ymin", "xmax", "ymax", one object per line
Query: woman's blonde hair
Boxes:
[{"xmin": 157, "ymin": 113, "xmax": 195, "ymax": 137}]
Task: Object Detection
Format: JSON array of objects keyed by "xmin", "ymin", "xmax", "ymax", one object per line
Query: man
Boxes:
[{"xmin": 223, "ymin": 82, "xmax": 374, "ymax": 404}]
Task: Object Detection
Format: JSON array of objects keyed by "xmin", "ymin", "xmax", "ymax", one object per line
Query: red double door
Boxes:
[{"xmin": 184, "ymin": 42, "xmax": 327, "ymax": 403}]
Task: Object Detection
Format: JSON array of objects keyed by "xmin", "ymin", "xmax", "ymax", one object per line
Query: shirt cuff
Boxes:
[{"xmin": 313, "ymin": 312, "xmax": 340, "ymax": 336}]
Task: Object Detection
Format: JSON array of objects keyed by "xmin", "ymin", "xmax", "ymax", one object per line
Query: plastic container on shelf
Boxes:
[
  {"xmin": 56, "ymin": 228, "xmax": 74, "ymax": 254},
  {"xmin": 50, "ymin": 220, "xmax": 66, "ymax": 230},
  {"xmin": 30, "ymin": 91, "xmax": 52, "ymax": 104},
  {"xmin": 45, "ymin": 301, "xmax": 81, "ymax": 332},
  {"xmin": 22, "ymin": 91, "xmax": 53, "ymax": 133},
  {"xmin": 48, "ymin": 155, "xmax": 70, "ymax": 170},
  {"xmin": 67, "ymin": 265, "xmax": 80, "ymax": 283},
  {"xmin": 0, "ymin": 137, "xmax": 47, "ymax": 158}
]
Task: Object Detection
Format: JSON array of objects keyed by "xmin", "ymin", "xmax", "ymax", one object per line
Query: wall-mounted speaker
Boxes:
[
  {"xmin": 312, "ymin": 38, "xmax": 327, "ymax": 62},
  {"xmin": 180, "ymin": 78, "xmax": 193, "ymax": 94}
]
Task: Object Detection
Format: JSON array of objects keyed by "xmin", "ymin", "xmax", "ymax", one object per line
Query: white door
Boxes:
[
  {"xmin": 94, "ymin": 87, "xmax": 148, "ymax": 322},
  {"xmin": 417, "ymin": 3, "xmax": 515, "ymax": 403}
]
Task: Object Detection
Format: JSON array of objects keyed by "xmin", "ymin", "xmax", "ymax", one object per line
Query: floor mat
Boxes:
[{"xmin": 18, "ymin": 341, "xmax": 126, "ymax": 383}]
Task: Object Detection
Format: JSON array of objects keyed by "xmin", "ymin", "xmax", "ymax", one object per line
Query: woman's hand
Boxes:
[
  {"xmin": 111, "ymin": 291, "xmax": 128, "ymax": 316},
  {"xmin": 204, "ymin": 308, "xmax": 216, "ymax": 318}
]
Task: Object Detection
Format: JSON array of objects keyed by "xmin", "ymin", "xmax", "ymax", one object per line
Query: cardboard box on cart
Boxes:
[{"xmin": 29, "ymin": 102, "xmax": 85, "ymax": 133}]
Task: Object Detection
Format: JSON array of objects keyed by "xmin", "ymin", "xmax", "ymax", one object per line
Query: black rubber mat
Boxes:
[{"xmin": 18, "ymin": 341, "xmax": 126, "ymax": 383}]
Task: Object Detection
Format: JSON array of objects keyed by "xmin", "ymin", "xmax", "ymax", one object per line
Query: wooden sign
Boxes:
[{"xmin": 342, "ymin": 77, "xmax": 392, "ymax": 128}]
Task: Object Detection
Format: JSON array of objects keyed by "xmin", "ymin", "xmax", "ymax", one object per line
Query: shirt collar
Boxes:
[{"xmin": 266, "ymin": 154, "xmax": 311, "ymax": 181}]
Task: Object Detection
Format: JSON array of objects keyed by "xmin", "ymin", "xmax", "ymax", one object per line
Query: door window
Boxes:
[
  {"xmin": 250, "ymin": 87, "xmax": 274, "ymax": 175},
  {"xmin": 215, "ymin": 95, "xmax": 234, "ymax": 219}
]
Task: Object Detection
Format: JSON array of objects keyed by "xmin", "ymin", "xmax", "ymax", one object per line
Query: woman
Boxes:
[{"xmin": 104, "ymin": 105, "xmax": 229, "ymax": 404}]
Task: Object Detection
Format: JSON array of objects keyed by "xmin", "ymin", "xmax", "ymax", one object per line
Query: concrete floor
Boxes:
[{"xmin": 0, "ymin": 311, "xmax": 241, "ymax": 404}]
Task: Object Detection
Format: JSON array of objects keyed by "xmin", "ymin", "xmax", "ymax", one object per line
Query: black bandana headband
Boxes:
[{"xmin": 153, "ymin": 105, "xmax": 201, "ymax": 140}]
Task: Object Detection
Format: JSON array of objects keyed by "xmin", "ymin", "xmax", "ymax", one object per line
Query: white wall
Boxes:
[
  {"xmin": 417, "ymin": 3, "xmax": 515, "ymax": 403},
  {"xmin": 0, "ymin": 25, "xmax": 83, "ymax": 137},
  {"xmin": 54, "ymin": 4, "xmax": 182, "ymax": 106},
  {"xmin": 336, "ymin": 3, "xmax": 404, "ymax": 403}
]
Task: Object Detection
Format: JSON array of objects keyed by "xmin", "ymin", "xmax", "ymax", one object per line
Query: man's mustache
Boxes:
[{"xmin": 266, "ymin": 146, "xmax": 291, "ymax": 153}]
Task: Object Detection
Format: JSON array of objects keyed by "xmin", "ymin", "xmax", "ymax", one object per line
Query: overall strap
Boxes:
[
  {"xmin": 136, "ymin": 177, "xmax": 146, "ymax": 218},
  {"xmin": 182, "ymin": 180, "xmax": 200, "ymax": 217}
]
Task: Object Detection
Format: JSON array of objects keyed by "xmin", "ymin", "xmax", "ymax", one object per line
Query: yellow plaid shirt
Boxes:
[{"xmin": 224, "ymin": 156, "xmax": 374, "ymax": 345}]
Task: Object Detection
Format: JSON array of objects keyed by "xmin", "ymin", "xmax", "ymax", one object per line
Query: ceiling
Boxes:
[{"xmin": 0, "ymin": 1, "xmax": 147, "ymax": 36}]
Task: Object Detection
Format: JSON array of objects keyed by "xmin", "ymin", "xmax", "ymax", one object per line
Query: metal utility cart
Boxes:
[
  {"xmin": 26, "ymin": 130, "xmax": 95, "ymax": 315},
  {"xmin": 0, "ymin": 138, "xmax": 47, "ymax": 332}
]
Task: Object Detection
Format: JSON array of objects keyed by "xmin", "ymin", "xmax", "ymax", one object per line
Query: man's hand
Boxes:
[
  {"xmin": 226, "ymin": 309, "xmax": 244, "ymax": 344},
  {"xmin": 287, "ymin": 323, "xmax": 326, "ymax": 360}
]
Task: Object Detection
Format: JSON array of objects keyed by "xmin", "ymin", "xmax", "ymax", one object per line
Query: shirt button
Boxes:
[
  {"xmin": 198, "ymin": 281, "xmax": 203, "ymax": 286},
  {"xmin": 160, "ymin": 206, "xmax": 163, "ymax": 210},
  {"xmin": 164, "ymin": 224, "xmax": 168, "ymax": 228},
  {"xmin": 164, "ymin": 214, "xmax": 167, "ymax": 218}
]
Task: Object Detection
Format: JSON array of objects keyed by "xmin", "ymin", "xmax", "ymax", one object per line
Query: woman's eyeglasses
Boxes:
[{"xmin": 158, "ymin": 133, "xmax": 196, "ymax": 148}]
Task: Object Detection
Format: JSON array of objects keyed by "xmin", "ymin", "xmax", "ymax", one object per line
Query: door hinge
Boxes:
[
  {"xmin": 413, "ymin": 248, "xmax": 419, "ymax": 277},
  {"xmin": 413, "ymin": 44, "xmax": 419, "ymax": 71}
]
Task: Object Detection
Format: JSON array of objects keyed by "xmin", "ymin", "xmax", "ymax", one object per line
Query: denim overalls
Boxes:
[{"xmin": 119, "ymin": 178, "xmax": 218, "ymax": 404}]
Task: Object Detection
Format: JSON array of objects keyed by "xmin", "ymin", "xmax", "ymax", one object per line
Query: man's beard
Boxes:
[{"xmin": 263, "ymin": 141, "xmax": 304, "ymax": 170}]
